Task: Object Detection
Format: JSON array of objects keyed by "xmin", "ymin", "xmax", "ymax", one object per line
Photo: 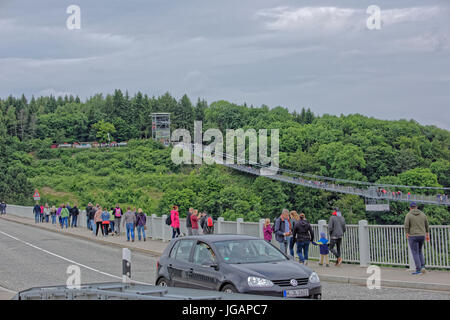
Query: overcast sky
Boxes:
[{"xmin": 1, "ymin": 0, "xmax": 449, "ymax": 129}]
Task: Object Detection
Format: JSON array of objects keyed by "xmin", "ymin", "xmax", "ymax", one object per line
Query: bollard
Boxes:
[{"xmin": 122, "ymin": 248, "xmax": 131, "ymax": 284}]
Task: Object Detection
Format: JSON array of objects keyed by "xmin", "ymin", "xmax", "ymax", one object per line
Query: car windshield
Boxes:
[{"xmin": 214, "ymin": 239, "xmax": 287, "ymax": 264}]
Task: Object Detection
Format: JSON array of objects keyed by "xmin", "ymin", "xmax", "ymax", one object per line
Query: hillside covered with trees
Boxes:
[{"xmin": 0, "ymin": 90, "xmax": 449, "ymax": 224}]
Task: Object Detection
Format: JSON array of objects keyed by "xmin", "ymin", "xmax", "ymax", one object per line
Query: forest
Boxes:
[{"xmin": 0, "ymin": 90, "xmax": 449, "ymax": 225}]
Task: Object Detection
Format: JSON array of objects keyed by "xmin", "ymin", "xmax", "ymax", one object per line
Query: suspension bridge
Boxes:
[{"xmin": 179, "ymin": 143, "xmax": 450, "ymax": 207}]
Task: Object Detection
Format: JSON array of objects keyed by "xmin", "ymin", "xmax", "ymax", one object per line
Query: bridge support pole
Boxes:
[
  {"xmin": 259, "ymin": 219, "xmax": 265, "ymax": 239},
  {"xmin": 318, "ymin": 220, "xmax": 326, "ymax": 236},
  {"xmin": 358, "ymin": 220, "xmax": 370, "ymax": 267},
  {"xmin": 236, "ymin": 218, "xmax": 243, "ymax": 235},
  {"xmin": 217, "ymin": 217, "xmax": 224, "ymax": 234},
  {"xmin": 150, "ymin": 214, "xmax": 156, "ymax": 240},
  {"xmin": 161, "ymin": 214, "xmax": 168, "ymax": 242}
]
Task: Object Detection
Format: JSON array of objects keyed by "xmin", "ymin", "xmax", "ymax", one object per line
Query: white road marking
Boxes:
[
  {"xmin": 0, "ymin": 285, "xmax": 17, "ymax": 294},
  {"xmin": 0, "ymin": 229, "xmax": 153, "ymax": 287}
]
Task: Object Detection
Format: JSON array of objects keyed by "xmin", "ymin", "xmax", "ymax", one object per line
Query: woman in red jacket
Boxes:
[{"xmin": 170, "ymin": 205, "xmax": 180, "ymax": 238}]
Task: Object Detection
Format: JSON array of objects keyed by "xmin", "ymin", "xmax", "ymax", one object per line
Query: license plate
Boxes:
[{"xmin": 283, "ymin": 289, "xmax": 309, "ymax": 298}]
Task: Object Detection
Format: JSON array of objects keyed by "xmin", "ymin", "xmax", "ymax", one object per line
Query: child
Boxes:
[
  {"xmin": 313, "ymin": 232, "xmax": 330, "ymax": 267},
  {"xmin": 263, "ymin": 218, "xmax": 273, "ymax": 243},
  {"xmin": 101, "ymin": 208, "xmax": 110, "ymax": 237}
]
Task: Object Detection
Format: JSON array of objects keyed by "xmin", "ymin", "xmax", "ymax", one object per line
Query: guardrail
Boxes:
[{"xmin": 4, "ymin": 205, "xmax": 449, "ymax": 270}]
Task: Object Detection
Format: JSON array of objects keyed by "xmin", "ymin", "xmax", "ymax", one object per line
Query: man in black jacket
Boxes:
[
  {"xmin": 85, "ymin": 203, "xmax": 93, "ymax": 230},
  {"xmin": 292, "ymin": 213, "xmax": 314, "ymax": 265},
  {"xmin": 71, "ymin": 205, "xmax": 79, "ymax": 228},
  {"xmin": 186, "ymin": 207, "xmax": 193, "ymax": 236},
  {"xmin": 328, "ymin": 210, "xmax": 346, "ymax": 266}
]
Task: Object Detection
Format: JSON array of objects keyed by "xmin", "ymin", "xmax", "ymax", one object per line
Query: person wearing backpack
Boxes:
[
  {"xmin": 113, "ymin": 204, "xmax": 123, "ymax": 236},
  {"xmin": 292, "ymin": 213, "xmax": 314, "ymax": 265},
  {"xmin": 170, "ymin": 206, "xmax": 180, "ymax": 238},
  {"xmin": 191, "ymin": 209, "xmax": 200, "ymax": 235},
  {"xmin": 101, "ymin": 208, "xmax": 110, "ymax": 237},
  {"xmin": 204, "ymin": 213, "xmax": 214, "ymax": 234},
  {"xmin": 60, "ymin": 204, "xmax": 70, "ymax": 229}
]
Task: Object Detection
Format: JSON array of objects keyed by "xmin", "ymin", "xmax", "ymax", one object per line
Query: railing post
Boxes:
[
  {"xmin": 161, "ymin": 214, "xmax": 168, "ymax": 242},
  {"xmin": 150, "ymin": 214, "xmax": 156, "ymax": 239},
  {"xmin": 358, "ymin": 220, "xmax": 370, "ymax": 267},
  {"xmin": 318, "ymin": 219, "xmax": 326, "ymax": 236},
  {"xmin": 237, "ymin": 218, "xmax": 244, "ymax": 235},
  {"xmin": 259, "ymin": 219, "xmax": 265, "ymax": 239},
  {"xmin": 217, "ymin": 217, "xmax": 224, "ymax": 234}
]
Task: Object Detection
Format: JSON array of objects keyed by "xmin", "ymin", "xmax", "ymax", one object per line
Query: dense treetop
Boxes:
[{"xmin": 0, "ymin": 91, "xmax": 449, "ymax": 224}]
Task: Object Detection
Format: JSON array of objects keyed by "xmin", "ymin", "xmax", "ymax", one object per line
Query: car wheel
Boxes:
[
  {"xmin": 221, "ymin": 284, "xmax": 238, "ymax": 294},
  {"xmin": 156, "ymin": 277, "xmax": 170, "ymax": 287},
  {"xmin": 313, "ymin": 294, "xmax": 322, "ymax": 300}
]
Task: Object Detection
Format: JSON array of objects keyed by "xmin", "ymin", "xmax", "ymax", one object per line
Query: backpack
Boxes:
[
  {"xmin": 165, "ymin": 215, "xmax": 172, "ymax": 226},
  {"xmin": 207, "ymin": 216, "xmax": 213, "ymax": 227},
  {"xmin": 115, "ymin": 208, "xmax": 121, "ymax": 218}
]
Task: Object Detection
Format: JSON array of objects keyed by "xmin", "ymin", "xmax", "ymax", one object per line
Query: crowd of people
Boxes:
[
  {"xmin": 33, "ymin": 202, "xmax": 79, "ymax": 226},
  {"xmin": 84, "ymin": 203, "xmax": 148, "ymax": 242},
  {"xmin": 170, "ymin": 206, "xmax": 215, "ymax": 238},
  {"xmin": 262, "ymin": 209, "xmax": 346, "ymax": 267}
]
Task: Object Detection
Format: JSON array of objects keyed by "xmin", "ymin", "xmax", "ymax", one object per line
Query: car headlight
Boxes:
[
  {"xmin": 247, "ymin": 277, "xmax": 274, "ymax": 288},
  {"xmin": 309, "ymin": 272, "xmax": 320, "ymax": 284}
]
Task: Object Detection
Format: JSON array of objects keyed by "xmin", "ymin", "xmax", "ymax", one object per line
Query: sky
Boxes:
[{"xmin": 1, "ymin": 0, "xmax": 449, "ymax": 129}]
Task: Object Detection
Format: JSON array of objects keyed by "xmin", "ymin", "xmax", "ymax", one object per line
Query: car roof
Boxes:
[{"xmin": 175, "ymin": 234, "xmax": 258, "ymax": 243}]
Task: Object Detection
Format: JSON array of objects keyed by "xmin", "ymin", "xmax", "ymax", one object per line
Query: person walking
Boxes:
[
  {"xmin": 292, "ymin": 213, "xmax": 314, "ymax": 265},
  {"xmin": 94, "ymin": 206, "xmax": 103, "ymax": 236},
  {"xmin": 170, "ymin": 206, "xmax": 180, "ymax": 238},
  {"xmin": 33, "ymin": 203, "xmax": 41, "ymax": 223},
  {"xmin": 186, "ymin": 207, "xmax": 194, "ymax": 236},
  {"xmin": 289, "ymin": 211, "xmax": 300, "ymax": 257},
  {"xmin": 113, "ymin": 204, "xmax": 123, "ymax": 236},
  {"xmin": 43, "ymin": 203, "xmax": 50, "ymax": 223},
  {"xmin": 50, "ymin": 205, "xmax": 57, "ymax": 224},
  {"xmin": 123, "ymin": 207, "xmax": 136, "ymax": 242},
  {"xmin": 313, "ymin": 232, "xmax": 330, "ymax": 267},
  {"xmin": 404, "ymin": 202, "xmax": 430, "ymax": 275},
  {"xmin": 39, "ymin": 204, "xmax": 44, "ymax": 223},
  {"xmin": 274, "ymin": 209, "xmax": 292, "ymax": 255},
  {"xmin": 89, "ymin": 205, "xmax": 97, "ymax": 234},
  {"xmin": 199, "ymin": 212, "xmax": 207, "ymax": 234},
  {"xmin": 136, "ymin": 208, "xmax": 147, "ymax": 241},
  {"xmin": 71, "ymin": 205, "xmax": 79, "ymax": 227},
  {"xmin": 190, "ymin": 209, "xmax": 200, "ymax": 235},
  {"xmin": 328, "ymin": 210, "xmax": 346, "ymax": 266},
  {"xmin": 0, "ymin": 201, "xmax": 6, "ymax": 215},
  {"xmin": 101, "ymin": 208, "xmax": 110, "ymax": 237},
  {"xmin": 109, "ymin": 207, "xmax": 115, "ymax": 235},
  {"xmin": 204, "ymin": 212, "xmax": 214, "ymax": 235},
  {"xmin": 66, "ymin": 203, "xmax": 72, "ymax": 227},
  {"xmin": 85, "ymin": 203, "xmax": 93, "ymax": 230},
  {"xmin": 60, "ymin": 204, "xmax": 70, "ymax": 229},
  {"xmin": 263, "ymin": 218, "xmax": 273, "ymax": 243},
  {"xmin": 57, "ymin": 204, "xmax": 63, "ymax": 227}
]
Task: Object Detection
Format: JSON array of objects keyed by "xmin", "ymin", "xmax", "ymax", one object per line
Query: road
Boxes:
[{"xmin": 0, "ymin": 218, "xmax": 449, "ymax": 300}]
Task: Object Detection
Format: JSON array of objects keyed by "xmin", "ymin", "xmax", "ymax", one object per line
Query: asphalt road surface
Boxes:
[{"xmin": 0, "ymin": 218, "xmax": 449, "ymax": 300}]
